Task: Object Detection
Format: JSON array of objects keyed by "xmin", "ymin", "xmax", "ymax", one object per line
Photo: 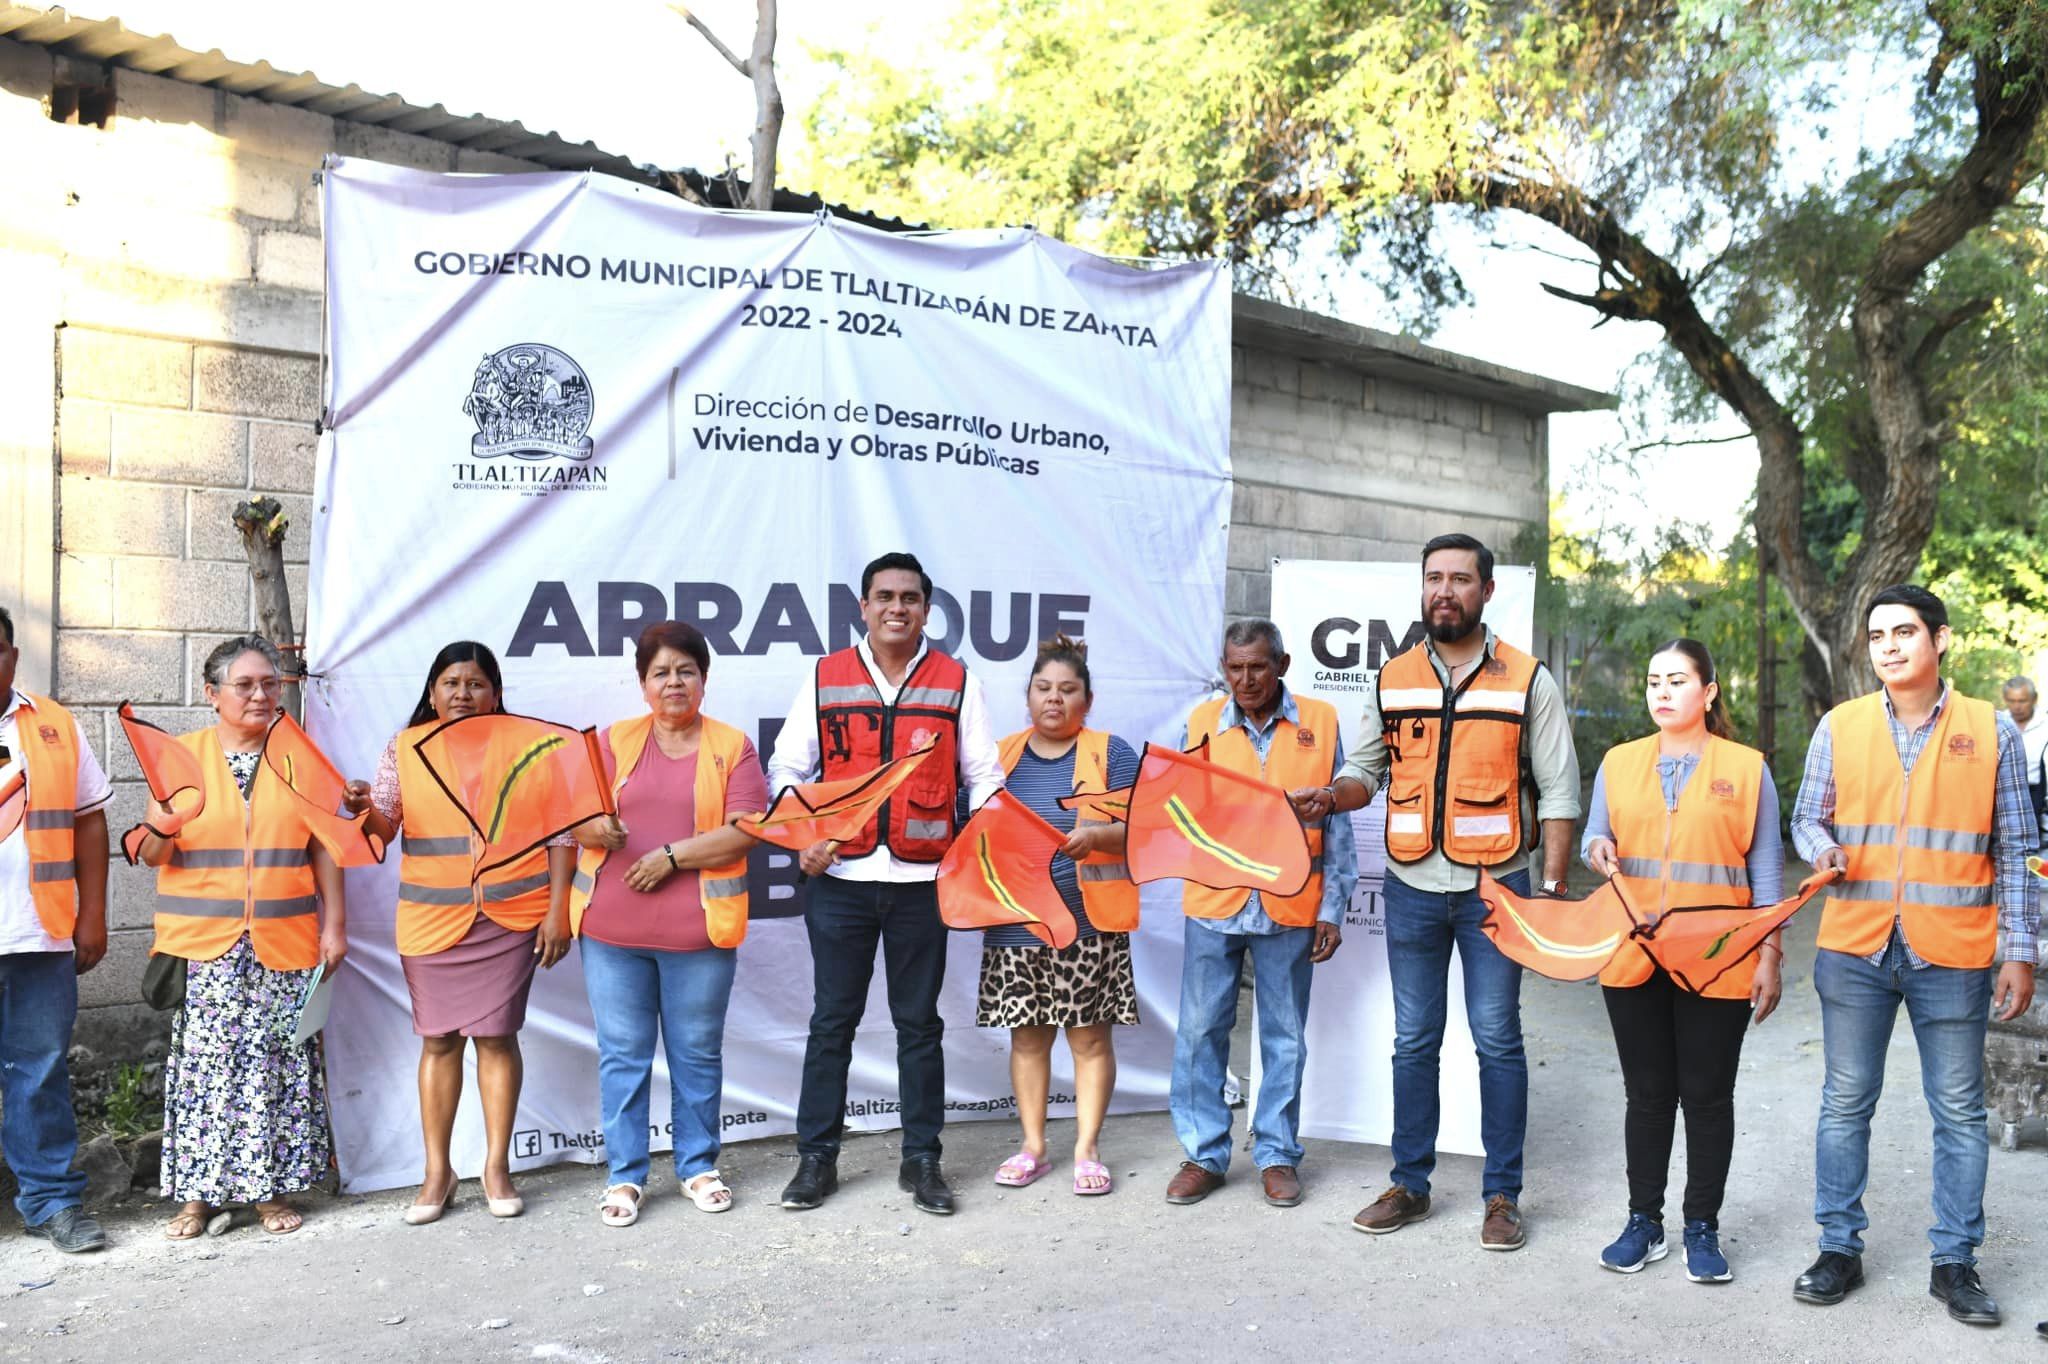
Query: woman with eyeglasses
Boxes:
[{"xmin": 130, "ymin": 635, "xmax": 348, "ymax": 1239}]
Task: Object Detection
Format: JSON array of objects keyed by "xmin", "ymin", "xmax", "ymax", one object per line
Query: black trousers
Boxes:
[
  {"xmin": 1601, "ymin": 968, "xmax": 1752, "ymax": 1226},
  {"xmin": 795, "ymin": 876, "xmax": 948, "ymax": 1160}
]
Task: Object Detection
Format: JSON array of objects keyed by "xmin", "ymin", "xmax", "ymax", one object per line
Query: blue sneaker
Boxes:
[
  {"xmin": 1683, "ymin": 1220, "xmax": 1732, "ymax": 1282},
  {"xmin": 1600, "ymin": 1212, "xmax": 1667, "ymax": 1273}
]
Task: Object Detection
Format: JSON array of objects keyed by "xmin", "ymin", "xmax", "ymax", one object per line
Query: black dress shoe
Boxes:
[
  {"xmin": 779, "ymin": 1154, "xmax": 838, "ymax": 1210},
  {"xmin": 899, "ymin": 1155, "xmax": 955, "ymax": 1215},
  {"xmin": 23, "ymin": 1207, "xmax": 106, "ymax": 1254},
  {"xmin": 1792, "ymin": 1251, "xmax": 1863, "ymax": 1305},
  {"xmin": 1930, "ymin": 1263, "xmax": 2001, "ymax": 1326}
]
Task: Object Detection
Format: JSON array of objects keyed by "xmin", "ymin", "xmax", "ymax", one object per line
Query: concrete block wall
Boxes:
[
  {"xmin": 0, "ymin": 39, "xmax": 547, "ymax": 1058},
  {"xmin": 1225, "ymin": 346, "xmax": 1549, "ymax": 620}
]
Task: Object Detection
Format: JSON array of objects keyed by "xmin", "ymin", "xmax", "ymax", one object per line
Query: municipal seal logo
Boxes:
[{"xmin": 463, "ymin": 344, "xmax": 595, "ymax": 461}]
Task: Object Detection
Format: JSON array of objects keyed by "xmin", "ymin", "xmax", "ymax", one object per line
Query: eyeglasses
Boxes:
[{"xmin": 222, "ymin": 678, "xmax": 283, "ymax": 698}]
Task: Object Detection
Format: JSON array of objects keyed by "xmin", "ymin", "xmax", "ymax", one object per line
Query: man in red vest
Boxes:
[
  {"xmin": 766, "ymin": 554, "xmax": 1005, "ymax": 1215},
  {"xmin": 0, "ymin": 606, "xmax": 112, "ymax": 1253}
]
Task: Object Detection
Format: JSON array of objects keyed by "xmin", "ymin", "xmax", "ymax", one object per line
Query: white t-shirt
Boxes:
[
  {"xmin": 0, "ymin": 691, "xmax": 113, "ymax": 954},
  {"xmin": 2021, "ymin": 711, "xmax": 2048, "ymax": 790}
]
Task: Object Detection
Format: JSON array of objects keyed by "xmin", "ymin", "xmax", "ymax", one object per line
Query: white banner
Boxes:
[
  {"xmin": 1268, "ymin": 558, "xmax": 1536, "ymax": 1151},
  {"xmin": 308, "ymin": 161, "xmax": 1233, "ymax": 1193}
]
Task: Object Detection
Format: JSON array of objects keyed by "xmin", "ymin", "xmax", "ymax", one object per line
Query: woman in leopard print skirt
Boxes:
[{"xmin": 978, "ymin": 636, "xmax": 1139, "ymax": 1197}]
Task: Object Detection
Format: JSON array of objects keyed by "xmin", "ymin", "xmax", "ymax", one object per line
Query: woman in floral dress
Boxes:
[{"xmin": 131, "ymin": 636, "xmax": 346, "ymax": 1237}]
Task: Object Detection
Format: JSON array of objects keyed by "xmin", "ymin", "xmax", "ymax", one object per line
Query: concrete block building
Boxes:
[{"xmin": 0, "ymin": 5, "xmax": 1609, "ymax": 1057}]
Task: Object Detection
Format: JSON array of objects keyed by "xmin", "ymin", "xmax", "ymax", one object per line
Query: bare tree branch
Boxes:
[
  {"xmin": 1626, "ymin": 432, "xmax": 1754, "ymax": 454},
  {"xmin": 1910, "ymin": 297, "xmax": 1994, "ymax": 373},
  {"xmin": 670, "ymin": 4, "xmax": 751, "ymax": 76}
]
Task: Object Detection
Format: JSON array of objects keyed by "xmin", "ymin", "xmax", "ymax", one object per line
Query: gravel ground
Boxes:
[{"xmin": 2, "ymin": 899, "xmax": 2044, "ymax": 1362}]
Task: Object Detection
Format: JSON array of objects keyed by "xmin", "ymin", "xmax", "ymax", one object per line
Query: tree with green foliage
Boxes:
[{"xmin": 808, "ymin": 1, "xmax": 2048, "ymax": 708}]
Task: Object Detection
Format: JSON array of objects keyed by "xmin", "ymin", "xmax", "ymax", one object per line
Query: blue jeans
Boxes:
[
  {"xmin": 1170, "ymin": 916, "xmax": 1314, "ymax": 1172},
  {"xmin": 580, "ymin": 937, "xmax": 737, "ymax": 1187},
  {"xmin": 0, "ymin": 952, "xmax": 86, "ymax": 1226},
  {"xmin": 1814, "ymin": 938, "xmax": 1991, "ymax": 1266},
  {"xmin": 1382, "ymin": 869, "xmax": 1528, "ymax": 1202}
]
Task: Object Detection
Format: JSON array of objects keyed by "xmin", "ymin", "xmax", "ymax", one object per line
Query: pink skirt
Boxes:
[{"xmin": 401, "ymin": 913, "xmax": 539, "ymax": 1038}]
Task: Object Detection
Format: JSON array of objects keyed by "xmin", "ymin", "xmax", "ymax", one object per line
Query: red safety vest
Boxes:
[{"xmin": 815, "ymin": 646, "xmax": 965, "ymax": 862}]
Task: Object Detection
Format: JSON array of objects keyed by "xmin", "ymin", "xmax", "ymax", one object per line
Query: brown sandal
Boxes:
[
  {"xmin": 255, "ymin": 1200, "xmax": 303, "ymax": 1235},
  {"xmin": 164, "ymin": 1207, "xmax": 209, "ymax": 1240}
]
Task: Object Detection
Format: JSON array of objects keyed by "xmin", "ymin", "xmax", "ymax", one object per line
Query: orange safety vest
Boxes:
[
  {"xmin": 15, "ymin": 693, "xmax": 82, "ymax": 939},
  {"xmin": 996, "ymin": 727, "xmax": 1139, "ymax": 933},
  {"xmin": 1377, "ymin": 638, "xmax": 1541, "ymax": 868},
  {"xmin": 393, "ymin": 721, "xmax": 554, "ymax": 957},
  {"xmin": 1818, "ymin": 689, "xmax": 1999, "ymax": 969},
  {"xmin": 151, "ymin": 727, "xmax": 321, "ymax": 970},
  {"xmin": 1180, "ymin": 695, "xmax": 1334, "ymax": 927},
  {"xmin": 1597, "ymin": 734, "xmax": 1763, "ymax": 998},
  {"xmin": 570, "ymin": 712, "xmax": 753, "ymax": 947}
]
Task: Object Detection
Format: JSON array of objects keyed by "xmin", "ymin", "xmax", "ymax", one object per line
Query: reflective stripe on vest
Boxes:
[
  {"xmin": 1376, "ymin": 639, "xmax": 1540, "ymax": 867},
  {"xmin": 995, "ymin": 727, "xmax": 1140, "ymax": 933},
  {"xmin": 151, "ymin": 726, "xmax": 321, "ymax": 970},
  {"xmin": 17, "ymin": 694, "xmax": 82, "ymax": 939},
  {"xmin": 393, "ymin": 721, "xmax": 553, "ymax": 956},
  {"xmin": 1598, "ymin": 733, "xmax": 1762, "ymax": 996},
  {"xmin": 1178, "ymin": 697, "xmax": 1334, "ymax": 927},
  {"xmin": 567, "ymin": 711, "xmax": 754, "ymax": 947},
  {"xmin": 1816, "ymin": 690, "xmax": 1999, "ymax": 969}
]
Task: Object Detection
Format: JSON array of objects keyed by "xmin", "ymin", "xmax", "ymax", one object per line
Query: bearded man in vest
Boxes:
[
  {"xmin": 1788, "ymin": 584, "xmax": 2037, "ymax": 1327},
  {"xmin": 0, "ymin": 606, "xmax": 111, "ymax": 1253},
  {"xmin": 1295, "ymin": 533, "xmax": 1581, "ymax": 1251},
  {"xmin": 1163, "ymin": 619, "xmax": 1356, "ymax": 1210},
  {"xmin": 767, "ymin": 553, "xmax": 1006, "ymax": 1216}
]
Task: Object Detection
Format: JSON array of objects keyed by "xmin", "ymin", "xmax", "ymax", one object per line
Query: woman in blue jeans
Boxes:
[{"xmin": 570, "ymin": 622, "xmax": 767, "ymax": 1226}]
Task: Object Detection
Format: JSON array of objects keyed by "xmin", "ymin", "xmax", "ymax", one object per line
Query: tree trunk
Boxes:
[
  {"xmin": 746, "ymin": 0, "xmax": 782, "ymax": 212},
  {"xmin": 232, "ymin": 497, "xmax": 302, "ymax": 722}
]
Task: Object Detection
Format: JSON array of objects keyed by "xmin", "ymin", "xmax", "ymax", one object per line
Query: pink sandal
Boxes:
[
  {"xmin": 1073, "ymin": 1160, "xmax": 1113, "ymax": 1196},
  {"xmin": 994, "ymin": 1152, "xmax": 1051, "ymax": 1187}
]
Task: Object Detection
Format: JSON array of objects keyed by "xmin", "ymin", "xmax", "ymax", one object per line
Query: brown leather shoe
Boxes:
[
  {"xmin": 1260, "ymin": 1165, "xmax": 1302, "ymax": 1207},
  {"xmin": 1352, "ymin": 1184, "xmax": 1431, "ymax": 1234},
  {"xmin": 1164, "ymin": 1161, "xmax": 1225, "ymax": 1205},
  {"xmin": 1481, "ymin": 1194, "xmax": 1525, "ymax": 1250}
]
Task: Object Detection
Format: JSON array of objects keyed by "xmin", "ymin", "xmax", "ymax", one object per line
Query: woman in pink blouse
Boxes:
[{"xmin": 571, "ymin": 621, "xmax": 766, "ymax": 1226}]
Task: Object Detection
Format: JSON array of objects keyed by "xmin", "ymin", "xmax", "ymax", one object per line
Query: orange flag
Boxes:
[
  {"xmin": 738, "ymin": 742, "xmax": 936, "ymax": 852},
  {"xmin": 262, "ymin": 712, "xmax": 386, "ymax": 867},
  {"xmin": 410, "ymin": 712, "xmax": 611, "ymax": 880},
  {"xmin": 937, "ymin": 790, "xmax": 1080, "ymax": 949},
  {"xmin": 0, "ymin": 769, "xmax": 23, "ymax": 845},
  {"xmin": 116, "ymin": 702, "xmax": 209, "ymax": 864},
  {"xmin": 2029, "ymin": 855, "xmax": 2048, "ymax": 882},
  {"xmin": 1630, "ymin": 870, "xmax": 1835, "ymax": 994},
  {"xmin": 1123, "ymin": 741, "xmax": 1311, "ymax": 896},
  {"xmin": 1057, "ymin": 787, "xmax": 1131, "ymax": 823},
  {"xmin": 1478, "ymin": 870, "xmax": 1638, "ymax": 981}
]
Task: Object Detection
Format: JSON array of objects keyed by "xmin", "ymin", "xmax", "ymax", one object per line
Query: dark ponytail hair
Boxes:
[
  {"xmin": 408, "ymin": 640, "xmax": 506, "ymax": 727},
  {"xmin": 1029, "ymin": 633, "xmax": 1092, "ymax": 699},
  {"xmin": 1650, "ymin": 638, "xmax": 1733, "ymax": 739}
]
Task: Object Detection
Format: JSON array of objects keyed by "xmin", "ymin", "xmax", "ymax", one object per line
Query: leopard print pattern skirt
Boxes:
[{"xmin": 976, "ymin": 932, "xmax": 1139, "ymax": 1029}]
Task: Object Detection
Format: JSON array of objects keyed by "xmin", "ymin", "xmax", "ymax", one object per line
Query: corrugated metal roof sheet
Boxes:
[{"xmin": 0, "ymin": 3, "xmax": 658, "ymax": 179}]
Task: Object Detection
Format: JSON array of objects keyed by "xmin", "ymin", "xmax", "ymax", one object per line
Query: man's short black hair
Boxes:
[
  {"xmin": 1421, "ymin": 533, "xmax": 1494, "ymax": 584},
  {"xmin": 1867, "ymin": 583, "xmax": 1949, "ymax": 636},
  {"xmin": 0, "ymin": 606, "xmax": 12, "ymax": 646},
  {"xmin": 862, "ymin": 552, "xmax": 933, "ymax": 601}
]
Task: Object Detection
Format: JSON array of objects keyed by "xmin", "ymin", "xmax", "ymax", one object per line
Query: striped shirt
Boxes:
[
  {"xmin": 1790, "ymin": 682, "xmax": 2039, "ymax": 967},
  {"xmin": 983, "ymin": 735, "xmax": 1140, "ymax": 948}
]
